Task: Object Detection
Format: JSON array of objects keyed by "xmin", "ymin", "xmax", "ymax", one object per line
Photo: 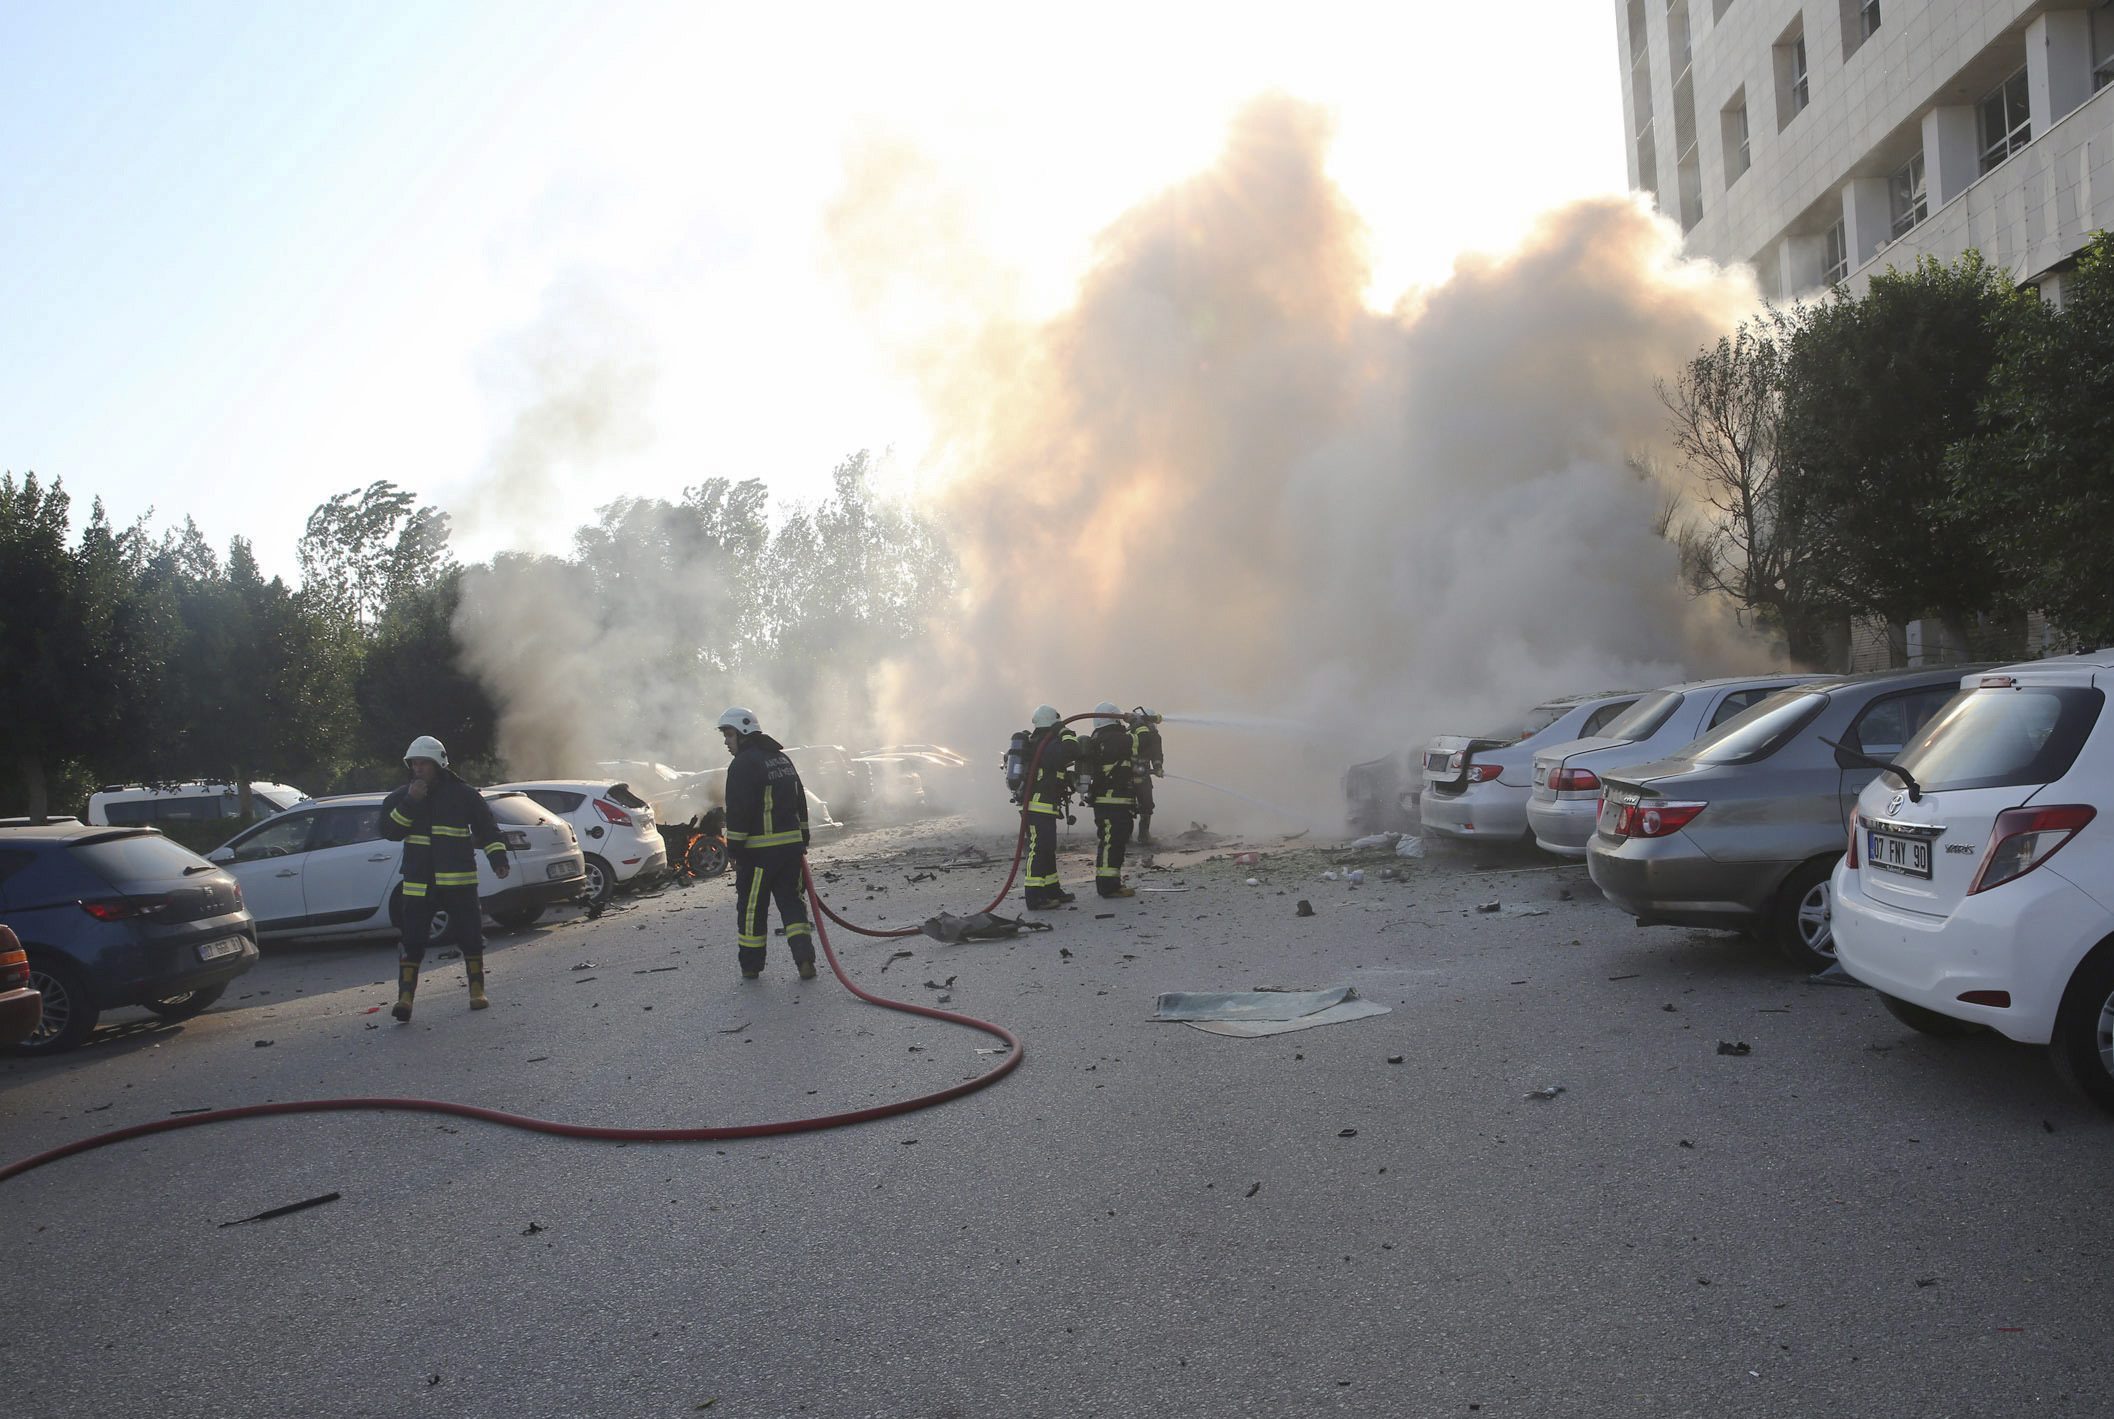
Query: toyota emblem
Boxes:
[{"xmin": 1886, "ymin": 792, "xmax": 1905, "ymax": 815}]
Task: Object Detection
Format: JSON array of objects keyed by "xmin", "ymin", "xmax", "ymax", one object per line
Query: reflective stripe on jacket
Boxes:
[
  {"xmin": 1088, "ymin": 722, "xmax": 1135, "ymax": 808},
  {"xmin": 1025, "ymin": 727, "xmax": 1079, "ymax": 816},
  {"xmin": 379, "ymin": 773, "xmax": 507, "ymax": 897},
  {"xmin": 726, "ymin": 734, "xmax": 811, "ymax": 851}
]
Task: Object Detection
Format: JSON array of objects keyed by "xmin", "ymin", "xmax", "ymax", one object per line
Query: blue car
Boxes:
[{"xmin": 0, "ymin": 823, "xmax": 259, "ymax": 1055}]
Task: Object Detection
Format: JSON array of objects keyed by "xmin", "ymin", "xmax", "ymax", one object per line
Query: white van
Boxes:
[{"xmin": 86, "ymin": 782, "xmax": 311, "ymax": 828}]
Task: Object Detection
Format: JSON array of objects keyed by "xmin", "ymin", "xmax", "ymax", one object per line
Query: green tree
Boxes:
[
  {"xmin": 296, "ymin": 480, "xmax": 455, "ymax": 633},
  {"xmin": 1952, "ymin": 232, "xmax": 2114, "ymax": 649},
  {"xmin": 1659, "ymin": 307, "xmax": 1843, "ymax": 663},
  {"xmin": 0, "ymin": 475, "xmax": 167, "ymax": 820},
  {"xmin": 355, "ymin": 567, "xmax": 498, "ymax": 775},
  {"xmin": 1779, "ymin": 252, "xmax": 2031, "ymax": 652},
  {"xmin": 763, "ymin": 451, "xmax": 955, "ymax": 661}
]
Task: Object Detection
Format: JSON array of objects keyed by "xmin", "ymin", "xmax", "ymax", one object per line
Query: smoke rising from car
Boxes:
[{"xmin": 834, "ymin": 94, "xmax": 1777, "ymax": 826}]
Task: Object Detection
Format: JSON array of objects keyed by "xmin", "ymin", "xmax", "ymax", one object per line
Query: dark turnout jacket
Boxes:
[
  {"xmin": 1087, "ymin": 722, "xmax": 1136, "ymax": 808},
  {"xmin": 381, "ymin": 770, "xmax": 508, "ymax": 898},
  {"xmin": 725, "ymin": 734, "xmax": 811, "ymax": 853}
]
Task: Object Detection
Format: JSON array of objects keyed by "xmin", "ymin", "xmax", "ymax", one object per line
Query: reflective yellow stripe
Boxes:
[
  {"xmin": 433, "ymin": 871, "xmax": 480, "ymax": 886},
  {"xmin": 726, "ymin": 829, "xmax": 751, "ymax": 843},
  {"xmin": 389, "ymin": 808, "xmax": 414, "ymax": 827},
  {"xmin": 1027, "ymin": 799, "xmax": 1060, "ymax": 815},
  {"xmin": 406, "ymin": 834, "xmax": 432, "ymax": 846},
  {"xmin": 744, "ymin": 866, "xmax": 766, "ymax": 942},
  {"xmin": 432, "ymin": 824, "xmax": 471, "ymax": 837},
  {"xmin": 762, "ymin": 785, "xmax": 774, "ymax": 838},
  {"xmin": 783, "ymin": 922, "xmax": 811, "ymax": 938},
  {"xmin": 401, "ymin": 882, "xmax": 428, "ymax": 897},
  {"xmin": 738, "ymin": 935, "xmax": 767, "ymax": 950},
  {"xmin": 1095, "ymin": 795, "xmax": 1135, "ymax": 806},
  {"xmin": 746, "ymin": 830, "xmax": 805, "ymax": 848},
  {"xmin": 483, "ymin": 843, "xmax": 507, "ymax": 855}
]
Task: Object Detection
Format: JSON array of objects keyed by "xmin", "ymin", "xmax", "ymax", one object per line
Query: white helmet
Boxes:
[
  {"xmin": 717, "ymin": 707, "xmax": 761, "ymax": 736},
  {"xmin": 1093, "ymin": 700, "xmax": 1121, "ymax": 728},
  {"xmin": 1031, "ymin": 704, "xmax": 1061, "ymax": 729},
  {"xmin": 403, "ymin": 735, "xmax": 449, "ymax": 768}
]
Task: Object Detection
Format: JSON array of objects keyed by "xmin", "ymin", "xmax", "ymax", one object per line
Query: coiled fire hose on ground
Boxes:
[{"xmin": 0, "ymin": 714, "xmax": 1105, "ymax": 1185}]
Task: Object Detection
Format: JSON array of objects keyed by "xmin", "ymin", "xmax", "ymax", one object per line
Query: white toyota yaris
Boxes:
[{"xmin": 1833, "ymin": 652, "xmax": 2114, "ymax": 1108}]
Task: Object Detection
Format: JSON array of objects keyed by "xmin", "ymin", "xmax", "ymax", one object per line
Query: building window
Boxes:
[
  {"xmin": 1889, "ymin": 152, "xmax": 1926, "ymax": 237},
  {"xmin": 1722, "ymin": 92, "xmax": 1751, "ymax": 185},
  {"xmin": 1822, "ymin": 220, "xmax": 1848, "ymax": 285},
  {"xmin": 2093, "ymin": 2, "xmax": 2114, "ymax": 92},
  {"xmin": 1775, "ymin": 20, "xmax": 1811, "ymax": 130},
  {"xmin": 1667, "ymin": 0, "xmax": 1692, "ymax": 80},
  {"xmin": 1841, "ymin": 0, "xmax": 1880, "ymax": 57},
  {"xmin": 1978, "ymin": 69, "xmax": 2032, "ymax": 174}
]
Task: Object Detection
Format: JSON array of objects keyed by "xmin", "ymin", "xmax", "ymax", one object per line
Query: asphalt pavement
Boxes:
[{"xmin": 3, "ymin": 817, "xmax": 2109, "ymax": 1418}]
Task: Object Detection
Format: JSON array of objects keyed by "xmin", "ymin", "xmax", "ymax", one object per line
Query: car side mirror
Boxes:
[{"xmin": 209, "ymin": 847, "xmax": 235, "ymax": 864}]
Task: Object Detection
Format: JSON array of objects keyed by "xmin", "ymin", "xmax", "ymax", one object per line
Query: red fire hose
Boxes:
[{"xmin": 0, "ymin": 715, "xmax": 1103, "ymax": 1186}]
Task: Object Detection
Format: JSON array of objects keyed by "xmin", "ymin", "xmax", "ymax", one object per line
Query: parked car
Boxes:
[
  {"xmin": 0, "ymin": 924, "xmax": 43, "ymax": 1047},
  {"xmin": 855, "ymin": 744, "xmax": 973, "ymax": 816},
  {"xmin": 86, "ymin": 781, "xmax": 310, "ymax": 828},
  {"xmin": 0, "ymin": 823, "xmax": 259, "ymax": 1054},
  {"xmin": 1833, "ymin": 653, "xmax": 2114, "ymax": 1108},
  {"xmin": 499, "ymin": 778, "xmax": 667, "ymax": 909},
  {"xmin": 1587, "ymin": 667, "xmax": 1976, "ymax": 967},
  {"xmin": 1526, "ymin": 673, "xmax": 1824, "ymax": 857},
  {"xmin": 207, "ymin": 790, "xmax": 586, "ymax": 940},
  {"xmin": 785, "ymin": 745, "xmax": 872, "ymax": 821},
  {"xmin": 1419, "ymin": 691, "xmax": 1642, "ymax": 843}
]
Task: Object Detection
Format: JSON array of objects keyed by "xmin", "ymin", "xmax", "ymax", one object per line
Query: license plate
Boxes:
[
  {"xmin": 1424, "ymin": 753, "xmax": 1450, "ymax": 772},
  {"xmin": 547, "ymin": 860, "xmax": 580, "ymax": 880},
  {"xmin": 1867, "ymin": 831, "xmax": 1931, "ymax": 878},
  {"xmin": 1533, "ymin": 765, "xmax": 1548, "ymax": 787},
  {"xmin": 198, "ymin": 937, "xmax": 244, "ymax": 961}
]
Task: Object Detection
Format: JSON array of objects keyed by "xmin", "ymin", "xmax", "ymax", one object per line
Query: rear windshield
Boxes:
[
  {"xmin": 486, "ymin": 793, "xmax": 559, "ymax": 826},
  {"xmin": 1600, "ymin": 690, "xmax": 1683, "ymax": 742},
  {"xmin": 253, "ymin": 791, "xmax": 311, "ymax": 813},
  {"xmin": 72, "ymin": 833, "xmax": 214, "ymax": 883},
  {"xmin": 606, "ymin": 783, "xmax": 650, "ymax": 810},
  {"xmin": 1683, "ymin": 690, "xmax": 1829, "ymax": 765},
  {"xmin": 1479, "ymin": 702, "xmax": 1571, "ymax": 742},
  {"xmin": 1890, "ymin": 685, "xmax": 2104, "ymax": 793}
]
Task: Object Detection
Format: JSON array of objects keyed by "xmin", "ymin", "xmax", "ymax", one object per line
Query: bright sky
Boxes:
[{"xmin": 0, "ymin": 1, "xmax": 1629, "ymax": 580}]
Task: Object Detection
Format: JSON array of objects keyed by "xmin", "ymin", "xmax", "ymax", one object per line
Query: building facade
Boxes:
[{"xmin": 1616, "ymin": 0, "xmax": 2114, "ymax": 300}]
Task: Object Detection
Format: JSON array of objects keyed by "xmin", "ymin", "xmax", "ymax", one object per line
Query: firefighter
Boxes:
[
  {"xmin": 1129, "ymin": 707, "xmax": 1166, "ymax": 845},
  {"xmin": 379, "ymin": 736, "xmax": 510, "ymax": 1022},
  {"xmin": 1020, "ymin": 704, "xmax": 1080, "ymax": 910},
  {"xmin": 720, "ymin": 707, "xmax": 815, "ymax": 981},
  {"xmin": 1086, "ymin": 701, "xmax": 1137, "ymax": 898}
]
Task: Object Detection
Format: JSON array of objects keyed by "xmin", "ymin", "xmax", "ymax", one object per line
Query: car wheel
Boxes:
[
  {"xmin": 1770, "ymin": 858, "xmax": 1838, "ymax": 970},
  {"xmin": 10, "ymin": 953, "xmax": 99, "ymax": 1056},
  {"xmin": 390, "ymin": 887, "xmax": 464, "ymax": 946},
  {"xmin": 686, "ymin": 835, "xmax": 727, "ymax": 879},
  {"xmin": 1877, "ymin": 992, "xmax": 1984, "ymax": 1038},
  {"xmin": 142, "ymin": 983, "xmax": 229, "ymax": 1021},
  {"xmin": 2049, "ymin": 945, "xmax": 2114, "ymax": 1113},
  {"xmin": 492, "ymin": 904, "xmax": 544, "ymax": 930},
  {"xmin": 582, "ymin": 854, "xmax": 616, "ymax": 910}
]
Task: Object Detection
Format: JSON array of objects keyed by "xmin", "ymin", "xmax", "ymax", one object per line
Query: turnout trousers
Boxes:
[
  {"xmin": 1024, "ymin": 808, "xmax": 1065, "ymax": 907},
  {"xmin": 1135, "ymin": 776, "xmax": 1156, "ymax": 843},
  {"xmin": 398, "ymin": 885, "xmax": 483, "ymax": 964},
  {"xmin": 734, "ymin": 845, "xmax": 812, "ymax": 975},
  {"xmin": 1094, "ymin": 807, "xmax": 1134, "ymax": 896}
]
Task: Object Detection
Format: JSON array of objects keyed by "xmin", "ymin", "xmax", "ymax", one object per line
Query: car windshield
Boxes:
[
  {"xmin": 1890, "ymin": 685, "xmax": 2104, "ymax": 793},
  {"xmin": 1599, "ymin": 690, "xmax": 1682, "ymax": 742},
  {"xmin": 72, "ymin": 833, "xmax": 215, "ymax": 883},
  {"xmin": 254, "ymin": 791, "xmax": 311, "ymax": 813},
  {"xmin": 1479, "ymin": 702, "xmax": 1570, "ymax": 742},
  {"xmin": 1683, "ymin": 690, "xmax": 1828, "ymax": 765}
]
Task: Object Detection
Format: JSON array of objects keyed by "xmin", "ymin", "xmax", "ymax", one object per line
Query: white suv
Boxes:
[
  {"xmin": 498, "ymin": 779, "xmax": 666, "ymax": 909},
  {"xmin": 1834, "ymin": 652, "xmax": 2114, "ymax": 1108}
]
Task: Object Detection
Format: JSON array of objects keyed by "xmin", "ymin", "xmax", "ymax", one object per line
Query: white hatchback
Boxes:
[
  {"xmin": 1834, "ymin": 652, "xmax": 2114, "ymax": 1108},
  {"xmin": 209, "ymin": 790, "xmax": 587, "ymax": 940},
  {"xmin": 498, "ymin": 779, "xmax": 667, "ymax": 909}
]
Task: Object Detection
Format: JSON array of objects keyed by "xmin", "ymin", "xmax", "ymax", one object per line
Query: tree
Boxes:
[
  {"xmin": 1952, "ymin": 232, "xmax": 2114, "ymax": 650},
  {"xmin": 0, "ymin": 475, "xmax": 167, "ymax": 820},
  {"xmin": 1659, "ymin": 308, "xmax": 1842, "ymax": 663},
  {"xmin": 296, "ymin": 481, "xmax": 455, "ymax": 633},
  {"xmin": 355, "ymin": 568, "xmax": 498, "ymax": 775},
  {"xmin": 1779, "ymin": 252, "xmax": 2030, "ymax": 651}
]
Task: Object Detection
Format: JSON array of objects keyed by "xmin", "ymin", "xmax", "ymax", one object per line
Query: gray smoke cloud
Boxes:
[{"xmin": 842, "ymin": 95, "xmax": 1775, "ymax": 828}]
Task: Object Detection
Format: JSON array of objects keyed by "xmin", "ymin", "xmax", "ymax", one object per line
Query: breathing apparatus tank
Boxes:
[{"xmin": 1004, "ymin": 730, "xmax": 1030, "ymax": 802}]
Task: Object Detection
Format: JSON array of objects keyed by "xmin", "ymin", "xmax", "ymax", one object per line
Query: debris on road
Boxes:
[
  {"xmin": 1337, "ymin": 1128, "xmax": 1359, "ymax": 1137},
  {"xmin": 1386, "ymin": 1055, "xmax": 1404, "ymax": 1065},
  {"xmin": 219, "ymin": 1191, "xmax": 342, "ymax": 1227},
  {"xmin": 1153, "ymin": 986, "xmax": 1391, "ymax": 1037},
  {"xmin": 1233, "ymin": 850, "xmax": 1261, "ymax": 866},
  {"xmin": 253, "ymin": 1039, "xmax": 273, "ymax": 1048},
  {"xmin": 522, "ymin": 1221, "xmax": 545, "ymax": 1236},
  {"xmin": 1245, "ymin": 1182, "xmax": 1262, "ymax": 1197},
  {"xmin": 1347, "ymin": 833, "xmax": 1397, "ymax": 851},
  {"xmin": 1395, "ymin": 836, "xmax": 1425, "ymax": 859},
  {"xmin": 881, "ymin": 950, "xmax": 916, "ymax": 971},
  {"xmin": 1717, "ymin": 1041, "xmax": 1752, "ymax": 1056},
  {"xmin": 571, "ymin": 961, "xmax": 596, "ymax": 971},
  {"xmin": 920, "ymin": 913, "xmax": 1051, "ymax": 944},
  {"xmin": 1524, "ymin": 1085, "xmax": 1566, "ymax": 1101},
  {"xmin": 1475, "ymin": 901, "xmax": 1501, "ymax": 913},
  {"xmin": 717, "ymin": 1021, "xmax": 749, "ymax": 1034},
  {"xmin": 1296, "ymin": 900, "xmax": 1315, "ymax": 918}
]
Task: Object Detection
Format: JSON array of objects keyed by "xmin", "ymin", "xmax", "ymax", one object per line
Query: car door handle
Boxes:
[{"xmin": 275, "ymin": 869, "xmax": 299, "ymax": 877}]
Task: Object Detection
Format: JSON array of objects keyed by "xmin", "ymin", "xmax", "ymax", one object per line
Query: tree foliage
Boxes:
[{"xmin": 296, "ymin": 480, "xmax": 455, "ymax": 634}]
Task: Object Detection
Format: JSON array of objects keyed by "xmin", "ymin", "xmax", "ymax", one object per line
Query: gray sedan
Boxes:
[{"xmin": 1586, "ymin": 665, "xmax": 1980, "ymax": 968}]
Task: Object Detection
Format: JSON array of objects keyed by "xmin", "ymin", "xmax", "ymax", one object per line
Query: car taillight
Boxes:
[
  {"xmin": 1968, "ymin": 805, "xmax": 2096, "ymax": 895},
  {"xmin": 1550, "ymin": 769, "xmax": 1600, "ymax": 793},
  {"xmin": 79, "ymin": 896, "xmax": 171, "ymax": 921},
  {"xmin": 1610, "ymin": 801, "xmax": 1706, "ymax": 839},
  {"xmin": 1845, "ymin": 814, "xmax": 1860, "ymax": 869},
  {"xmin": 593, "ymin": 798, "xmax": 633, "ymax": 827},
  {"xmin": 1465, "ymin": 764, "xmax": 1503, "ymax": 784},
  {"xmin": 0, "ymin": 948, "xmax": 28, "ymax": 991}
]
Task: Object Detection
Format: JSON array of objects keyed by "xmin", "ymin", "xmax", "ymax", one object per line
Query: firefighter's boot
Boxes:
[
  {"xmin": 391, "ymin": 960, "xmax": 419, "ymax": 1022},
  {"xmin": 466, "ymin": 954, "xmax": 489, "ymax": 1010}
]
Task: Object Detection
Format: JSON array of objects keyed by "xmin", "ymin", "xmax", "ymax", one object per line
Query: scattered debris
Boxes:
[
  {"xmin": 1386, "ymin": 1055, "xmax": 1404, "ymax": 1065},
  {"xmin": 1475, "ymin": 901, "xmax": 1501, "ymax": 913},
  {"xmin": 1244, "ymin": 877, "xmax": 1261, "ymax": 886},
  {"xmin": 1337, "ymin": 1128, "xmax": 1359, "ymax": 1138},
  {"xmin": 1154, "ymin": 986, "xmax": 1390, "ymax": 1037},
  {"xmin": 1679, "ymin": 1139, "xmax": 1695, "ymax": 1149},
  {"xmin": 717, "ymin": 1021, "xmax": 749, "ymax": 1035},
  {"xmin": 1320, "ymin": 871, "xmax": 1339, "ymax": 882},
  {"xmin": 1346, "ymin": 870, "xmax": 1365, "ymax": 886},
  {"xmin": 1524, "ymin": 1085, "xmax": 1566, "ymax": 1101},
  {"xmin": 1245, "ymin": 1182, "xmax": 1262, "ymax": 1197},
  {"xmin": 1347, "ymin": 833, "xmax": 1398, "ymax": 851},
  {"xmin": 1232, "ymin": 850, "xmax": 1261, "ymax": 866},
  {"xmin": 253, "ymin": 1039, "xmax": 274, "ymax": 1049},
  {"xmin": 1716, "ymin": 1041, "xmax": 1752, "ymax": 1056},
  {"xmin": 921, "ymin": 977, "xmax": 957, "ymax": 990},
  {"xmin": 1662, "ymin": 1003, "xmax": 1678, "ymax": 1012},
  {"xmin": 522, "ymin": 1222, "xmax": 545, "ymax": 1236},
  {"xmin": 906, "ymin": 872, "xmax": 937, "ymax": 884},
  {"xmin": 572, "ymin": 976, "xmax": 598, "ymax": 985},
  {"xmin": 1394, "ymin": 836, "xmax": 1425, "ymax": 859},
  {"xmin": 1378, "ymin": 867, "xmax": 1400, "ymax": 881},
  {"xmin": 219, "ymin": 1191, "xmax": 342, "ymax": 1227},
  {"xmin": 1295, "ymin": 900, "xmax": 1315, "ymax": 918},
  {"xmin": 1138, "ymin": 886, "xmax": 1192, "ymax": 893},
  {"xmin": 880, "ymin": 950, "xmax": 916, "ymax": 971},
  {"xmin": 571, "ymin": 961, "xmax": 596, "ymax": 971},
  {"xmin": 1607, "ymin": 973, "xmax": 1640, "ymax": 981},
  {"xmin": 634, "ymin": 965, "xmax": 681, "ymax": 974},
  {"xmin": 920, "ymin": 913, "xmax": 1050, "ymax": 944},
  {"xmin": 1558, "ymin": 888, "xmax": 1574, "ymax": 901},
  {"xmin": 1095, "ymin": 913, "xmax": 1115, "ymax": 920}
]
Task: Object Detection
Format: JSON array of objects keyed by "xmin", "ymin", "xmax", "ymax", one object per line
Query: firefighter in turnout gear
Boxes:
[
  {"xmin": 1129, "ymin": 707, "xmax": 1165, "ymax": 846},
  {"xmin": 1086, "ymin": 702, "xmax": 1137, "ymax": 898},
  {"xmin": 720, "ymin": 707, "xmax": 815, "ymax": 980},
  {"xmin": 379, "ymin": 736, "xmax": 510, "ymax": 1022},
  {"xmin": 1020, "ymin": 704, "xmax": 1081, "ymax": 910}
]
